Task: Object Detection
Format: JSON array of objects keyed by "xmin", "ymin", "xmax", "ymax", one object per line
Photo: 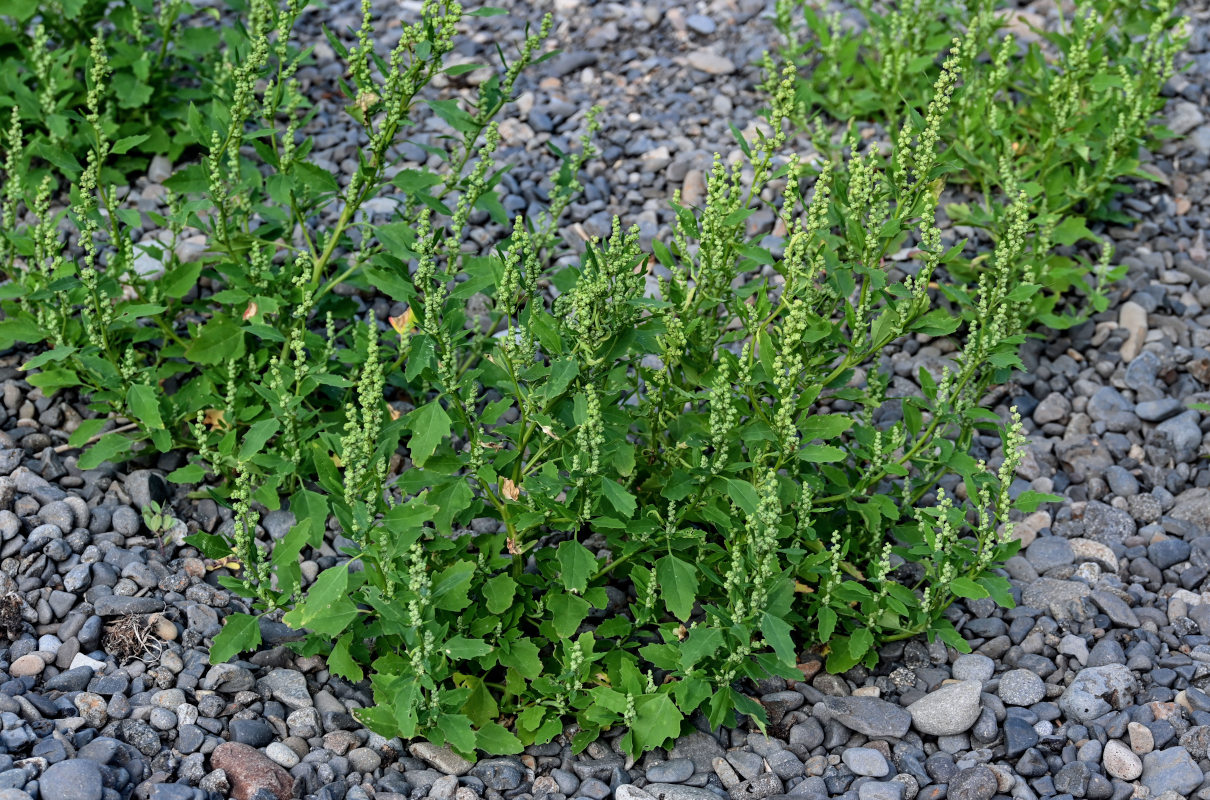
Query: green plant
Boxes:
[
  {"xmin": 141, "ymin": 499, "xmax": 173, "ymax": 535},
  {"xmin": 0, "ymin": 0, "xmax": 583, "ymax": 490},
  {"xmin": 0, "ymin": 0, "xmax": 1061, "ymax": 759},
  {"xmin": 216, "ymin": 49, "xmax": 1053, "ymax": 757},
  {"xmin": 775, "ymin": 0, "xmax": 1187, "ymax": 327},
  {"xmin": 0, "ymin": 0, "xmax": 230, "ymax": 178},
  {"xmin": 141, "ymin": 499, "xmax": 180, "ymax": 554}
]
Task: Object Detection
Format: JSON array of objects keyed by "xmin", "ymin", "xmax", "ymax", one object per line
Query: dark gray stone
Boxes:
[
  {"xmin": 947, "ymin": 766, "xmax": 997, "ymax": 800},
  {"xmin": 812, "ymin": 696, "xmax": 912, "ymax": 739},
  {"xmin": 40, "ymin": 759, "xmax": 103, "ymax": 800}
]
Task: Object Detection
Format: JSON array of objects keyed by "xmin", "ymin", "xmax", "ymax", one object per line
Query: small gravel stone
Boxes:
[
  {"xmin": 39, "ymin": 759, "xmax": 103, "ymax": 800},
  {"xmin": 812, "ymin": 696, "xmax": 912, "ymax": 738},
  {"xmin": 686, "ymin": 50, "xmax": 735, "ymax": 75},
  {"xmin": 842, "ymin": 748, "xmax": 889, "ymax": 777},
  {"xmin": 647, "ymin": 760, "xmax": 694, "ymax": 784},
  {"xmin": 952, "ymin": 654, "xmax": 994, "ymax": 683},
  {"xmin": 998, "ymin": 669, "xmax": 1045, "ymax": 706},
  {"xmin": 947, "ymin": 766, "xmax": 997, "ymax": 800},
  {"xmin": 1103, "ymin": 739, "xmax": 1143, "ymax": 780},
  {"xmin": 907, "ymin": 681, "xmax": 981, "ymax": 735},
  {"xmin": 266, "ymin": 742, "xmax": 300, "ymax": 769},
  {"xmin": 1141, "ymin": 747, "xmax": 1203, "ymax": 796},
  {"xmin": 258, "ymin": 669, "xmax": 312, "ymax": 711}
]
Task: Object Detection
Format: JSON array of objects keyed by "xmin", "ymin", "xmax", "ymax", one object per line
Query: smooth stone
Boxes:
[
  {"xmin": 1103, "ymin": 740, "xmax": 1142, "ymax": 780},
  {"xmin": 40, "ymin": 760, "xmax": 103, "ymax": 800},
  {"xmin": 841, "ymin": 748, "xmax": 889, "ymax": 778},
  {"xmin": 907, "ymin": 681, "xmax": 981, "ymax": 736},
  {"xmin": 998, "ymin": 669, "xmax": 1045, "ymax": 706},
  {"xmin": 812, "ymin": 696, "xmax": 912, "ymax": 738},
  {"xmin": 1140, "ymin": 747, "xmax": 1202, "ymax": 796}
]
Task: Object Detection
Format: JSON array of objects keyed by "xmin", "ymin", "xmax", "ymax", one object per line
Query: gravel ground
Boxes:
[{"xmin": 5, "ymin": 2, "xmax": 1210, "ymax": 800}]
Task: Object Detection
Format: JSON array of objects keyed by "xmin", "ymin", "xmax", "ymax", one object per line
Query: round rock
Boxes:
[
  {"xmin": 951, "ymin": 654, "xmax": 994, "ymax": 683},
  {"xmin": 40, "ymin": 759, "xmax": 103, "ymax": 800},
  {"xmin": 841, "ymin": 748, "xmax": 889, "ymax": 778},
  {"xmin": 998, "ymin": 669, "xmax": 1045, "ymax": 706},
  {"xmin": 1103, "ymin": 739, "xmax": 1142, "ymax": 780}
]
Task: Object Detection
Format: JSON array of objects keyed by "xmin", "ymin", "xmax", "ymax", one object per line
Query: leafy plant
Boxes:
[
  {"xmin": 141, "ymin": 499, "xmax": 181, "ymax": 555},
  {"xmin": 775, "ymin": 0, "xmax": 1187, "ymax": 327},
  {"xmin": 0, "ymin": 0, "xmax": 230, "ymax": 178},
  {"xmin": 0, "ymin": 0, "xmax": 584, "ymax": 493},
  {"xmin": 218, "ymin": 48, "xmax": 1052, "ymax": 757},
  {"xmin": 0, "ymin": 0, "xmax": 1066, "ymax": 759}
]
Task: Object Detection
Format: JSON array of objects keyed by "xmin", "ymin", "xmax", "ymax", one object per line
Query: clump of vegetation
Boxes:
[
  {"xmin": 1, "ymin": 0, "xmax": 1183, "ymax": 758},
  {"xmin": 0, "ymin": 0, "xmax": 231, "ymax": 177},
  {"xmin": 775, "ymin": 0, "xmax": 1186, "ymax": 327}
]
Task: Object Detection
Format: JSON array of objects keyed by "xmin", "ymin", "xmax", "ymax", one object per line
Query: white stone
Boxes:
[
  {"xmin": 1118, "ymin": 301, "xmax": 1148, "ymax": 363},
  {"xmin": 1103, "ymin": 739, "xmax": 1142, "ymax": 780},
  {"xmin": 70, "ymin": 653, "xmax": 106, "ymax": 672},
  {"xmin": 265, "ymin": 741, "xmax": 300, "ymax": 768},
  {"xmin": 686, "ymin": 49, "xmax": 735, "ymax": 75}
]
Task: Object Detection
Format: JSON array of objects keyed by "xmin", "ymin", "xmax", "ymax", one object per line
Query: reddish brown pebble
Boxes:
[
  {"xmin": 797, "ymin": 660, "xmax": 822, "ymax": 681},
  {"xmin": 211, "ymin": 742, "xmax": 294, "ymax": 800},
  {"xmin": 1149, "ymin": 701, "xmax": 1183, "ymax": 722}
]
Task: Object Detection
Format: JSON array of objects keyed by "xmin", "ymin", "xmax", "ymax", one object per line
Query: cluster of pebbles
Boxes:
[{"xmin": 5, "ymin": 1, "xmax": 1210, "ymax": 800}]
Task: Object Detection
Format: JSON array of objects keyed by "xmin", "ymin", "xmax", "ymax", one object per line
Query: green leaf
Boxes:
[
  {"xmin": 556, "ymin": 540, "xmax": 597, "ymax": 594},
  {"xmin": 443, "ymin": 636, "xmax": 494, "ymax": 658},
  {"xmin": 460, "ymin": 675, "xmax": 498, "ymax": 727},
  {"xmin": 432, "ymin": 561, "xmax": 475, "ymax": 611},
  {"xmin": 798, "ymin": 415, "xmax": 852, "ymax": 440},
  {"xmin": 817, "ymin": 605, "xmax": 837, "ymax": 643},
  {"xmin": 407, "ymin": 401, "xmax": 450, "ymax": 467},
  {"xmin": 67, "ymin": 419, "xmax": 107, "ymax": 449},
  {"xmin": 799, "ymin": 445, "xmax": 847, "ymax": 462},
  {"xmin": 282, "ymin": 566, "xmax": 359, "ymax": 636},
  {"xmin": 549, "ymin": 592, "xmax": 590, "ymax": 638},
  {"xmin": 656, "ymin": 555, "xmax": 697, "ymax": 621},
  {"xmin": 78, "ymin": 433, "xmax": 132, "ymax": 469},
  {"xmin": 761, "ymin": 613, "xmax": 797, "ymax": 665},
  {"xmin": 476, "ymin": 722, "xmax": 523, "ymax": 755},
  {"xmin": 932, "ymin": 618, "xmax": 971, "ymax": 653},
  {"xmin": 824, "ymin": 635, "xmax": 864, "ymax": 673},
  {"xmin": 680, "ymin": 626, "xmax": 724, "ymax": 669},
  {"xmin": 210, "ymin": 613, "xmax": 261, "ymax": 664},
  {"xmin": 238, "ymin": 419, "xmax": 280, "ymax": 460},
  {"xmin": 185, "ymin": 319, "xmax": 245, "ymax": 365},
  {"xmin": 436, "ymin": 714, "xmax": 477, "ymax": 756},
  {"xmin": 948, "ymin": 576, "xmax": 990, "ymax": 599},
  {"xmin": 0, "ymin": 0, "xmax": 39, "ymax": 21},
  {"xmin": 978, "ymin": 575, "xmax": 1016, "ymax": 609},
  {"xmin": 632, "ymin": 693, "xmax": 683, "ymax": 752},
  {"xmin": 499, "ymin": 638, "xmax": 542, "ymax": 678},
  {"xmin": 126, "ymin": 384, "xmax": 163, "ymax": 429},
  {"xmin": 724, "ymin": 478, "xmax": 760, "ymax": 516},
  {"xmin": 111, "ymin": 134, "xmax": 149, "ymax": 155},
  {"xmin": 328, "ymin": 632, "xmax": 365, "ymax": 681},
  {"xmin": 21, "ymin": 346, "xmax": 77, "ymax": 372},
  {"xmin": 600, "ymin": 477, "xmax": 636, "ymax": 518},
  {"xmin": 911, "ymin": 309, "xmax": 962, "ymax": 336},
  {"xmin": 482, "ymin": 574, "xmax": 517, "ymax": 614},
  {"xmin": 546, "ymin": 358, "xmax": 579, "ymax": 401},
  {"xmin": 1014, "ymin": 490, "xmax": 1062, "ymax": 513},
  {"xmin": 25, "ymin": 369, "xmax": 79, "ymax": 394}
]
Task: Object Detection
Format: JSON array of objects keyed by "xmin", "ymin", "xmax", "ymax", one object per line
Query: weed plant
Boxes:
[
  {"xmin": 0, "ymin": 0, "xmax": 1131, "ymax": 758},
  {"xmin": 0, "ymin": 0, "xmax": 231, "ymax": 176},
  {"xmin": 775, "ymin": 0, "xmax": 1187, "ymax": 327}
]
